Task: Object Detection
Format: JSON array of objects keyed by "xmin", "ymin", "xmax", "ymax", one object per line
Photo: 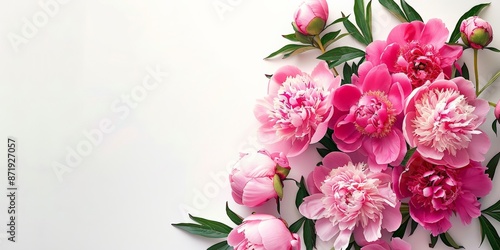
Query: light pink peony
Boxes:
[
  {"xmin": 230, "ymin": 150, "xmax": 290, "ymax": 207},
  {"xmin": 255, "ymin": 61, "xmax": 340, "ymax": 157},
  {"xmin": 460, "ymin": 16, "xmax": 493, "ymax": 49},
  {"xmin": 366, "ymin": 19, "xmax": 463, "ymax": 88},
  {"xmin": 227, "ymin": 214, "xmax": 301, "ymax": 250},
  {"xmin": 393, "ymin": 152, "xmax": 492, "ymax": 236},
  {"xmin": 299, "ymin": 152, "xmax": 401, "ymax": 250},
  {"xmin": 403, "ymin": 74, "xmax": 490, "ymax": 168},
  {"xmin": 329, "ymin": 62, "xmax": 411, "ymax": 171},
  {"xmin": 361, "ymin": 238, "xmax": 411, "ymax": 250},
  {"xmin": 293, "ymin": 0, "xmax": 329, "ymax": 36}
]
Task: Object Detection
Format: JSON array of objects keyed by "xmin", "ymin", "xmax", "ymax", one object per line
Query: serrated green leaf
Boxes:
[
  {"xmin": 295, "ymin": 176, "xmax": 310, "ymax": 208},
  {"xmin": 225, "ymin": 202, "xmax": 243, "ymax": 226},
  {"xmin": 207, "ymin": 240, "xmax": 232, "ymax": 250},
  {"xmin": 289, "ymin": 217, "xmax": 306, "ymax": 233},
  {"xmin": 189, "ymin": 214, "xmax": 233, "ymax": 234},
  {"xmin": 342, "ymin": 14, "xmax": 369, "ymax": 45},
  {"xmin": 378, "ymin": 0, "xmax": 408, "ymax": 22},
  {"xmin": 283, "ymin": 46, "xmax": 316, "ymax": 59},
  {"xmin": 478, "ymin": 215, "xmax": 500, "ymax": 249},
  {"xmin": 429, "ymin": 234, "xmax": 438, "ymax": 248},
  {"xmin": 354, "ymin": 0, "xmax": 373, "ymax": 43},
  {"xmin": 440, "ymin": 232, "xmax": 464, "ymax": 249},
  {"xmin": 265, "ymin": 44, "xmax": 312, "ymax": 59},
  {"xmin": 304, "ymin": 219, "xmax": 316, "ymax": 250},
  {"xmin": 493, "ymin": 120, "xmax": 498, "ymax": 136},
  {"xmin": 449, "ymin": 3, "xmax": 490, "ymax": 43},
  {"xmin": 486, "ymin": 152, "xmax": 500, "ymax": 180},
  {"xmin": 318, "ymin": 46, "xmax": 365, "ymax": 67},
  {"xmin": 400, "ymin": 0, "xmax": 423, "ymax": 22},
  {"xmin": 172, "ymin": 223, "xmax": 229, "ymax": 238},
  {"xmin": 401, "ymin": 147, "xmax": 417, "ymax": 166},
  {"xmin": 486, "ymin": 47, "xmax": 500, "ymax": 52},
  {"xmin": 282, "ymin": 33, "xmax": 299, "ymax": 42}
]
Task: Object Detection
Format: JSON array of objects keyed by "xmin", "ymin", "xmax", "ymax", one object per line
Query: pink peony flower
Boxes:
[
  {"xmin": 293, "ymin": 0, "xmax": 329, "ymax": 36},
  {"xmin": 460, "ymin": 16, "xmax": 493, "ymax": 49},
  {"xmin": 228, "ymin": 214, "xmax": 301, "ymax": 250},
  {"xmin": 393, "ymin": 152, "xmax": 492, "ymax": 236},
  {"xmin": 361, "ymin": 238, "xmax": 411, "ymax": 250},
  {"xmin": 230, "ymin": 150, "xmax": 290, "ymax": 207},
  {"xmin": 366, "ymin": 19, "xmax": 463, "ymax": 88},
  {"xmin": 299, "ymin": 152, "xmax": 401, "ymax": 250},
  {"xmin": 255, "ymin": 61, "xmax": 340, "ymax": 157},
  {"xmin": 403, "ymin": 74, "xmax": 490, "ymax": 168},
  {"xmin": 329, "ymin": 62, "xmax": 411, "ymax": 171}
]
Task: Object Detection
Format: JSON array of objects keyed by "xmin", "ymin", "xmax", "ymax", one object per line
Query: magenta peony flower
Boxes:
[
  {"xmin": 293, "ymin": 0, "xmax": 329, "ymax": 36},
  {"xmin": 366, "ymin": 19, "xmax": 463, "ymax": 88},
  {"xmin": 255, "ymin": 61, "xmax": 340, "ymax": 157},
  {"xmin": 230, "ymin": 150, "xmax": 290, "ymax": 207},
  {"xmin": 403, "ymin": 75, "xmax": 490, "ymax": 168},
  {"xmin": 460, "ymin": 16, "xmax": 493, "ymax": 49},
  {"xmin": 393, "ymin": 152, "xmax": 492, "ymax": 236},
  {"xmin": 228, "ymin": 214, "xmax": 301, "ymax": 250},
  {"xmin": 299, "ymin": 152, "xmax": 401, "ymax": 250},
  {"xmin": 329, "ymin": 62, "xmax": 411, "ymax": 171},
  {"xmin": 361, "ymin": 238, "xmax": 411, "ymax": 250}
]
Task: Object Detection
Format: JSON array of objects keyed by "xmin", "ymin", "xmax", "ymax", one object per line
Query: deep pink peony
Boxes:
[
  {"xmin": 294, "ymin": 0, "xmax": 329, "ymax": 36},
  {"xmin": 366, "ymin": 19, "xmax": 463, "ymax": 88},
  {"xmin": 403, "ymin": 74, "xmax": 490, "ymax": 168},
  {"xmin": 299, "ymin": 152, "xmax": 401, "ymax": 250},
  {"xmin": 227, "ymin": 214, "xmax": 301, "ymax": 250},
  {"xmin": 361, "ymin": 238, "xmax": 411, "ymax": 250},
  {"xmin": 329, "ymin": 62, "xmax": 411, "ymax": 171},
  {"xmin": 460, "ymin": 16, "xmax": 493, "ymax": 49},
  {"xmin": 393, "ymin": 152, "xmax": 492, "ymax": 236},
  {"xmin": 255, "ymin": 61, "xmax": 340, "ymax": 157},
  {"xmin": 230, "ymin": 150, "xmax": 290, "ymax": 207}
]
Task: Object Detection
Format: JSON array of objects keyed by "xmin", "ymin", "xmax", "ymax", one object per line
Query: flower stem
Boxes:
[
  {"xmin": 314, "ymin": 35, "xmax": 339, "ymax": 76},
  {"xmin": 489, "ymin": 101, "xmax": 497, "ymax": 107},
  {"xmin": 478, "ymin": 70, "xmax": 500, "ymax": 96},
  {"xmin": 474, "ymin": 49, "xmax": 479, "ymax": 96}
]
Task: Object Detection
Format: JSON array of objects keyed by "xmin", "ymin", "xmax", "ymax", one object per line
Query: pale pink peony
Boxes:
[
  {"xmin": 403, "ymin": 74, "xmax": 490, "ymax": 168},
  {"xmin": 255, "ymin": 61, "xmax": 340, "ymax": 157},
  {"xmin": 227, "ymin": 214, "xmax": 301, "ymax": 250},
  {"xmin": 460, "ymin": 16, "xmax": 493, "ymax": 49},
  {"xmin": 230, "ymin": 150, "xmax": 290, "ymax": 207},
  {"xmin": 294, "ymin": 0, "xmax": 329, "ymax": 36},
  {"xmin": 366, "ymin": 19, "xmax": 463, "ymax": 88},
  {"xmin": 299, "ymin": 152, "xmax": 401, "ymax": 250},
  {"xmin": 329, "ymin": 62, "xmax": 411, "ymax": 171},
  {"xmin": 361, "ymin": 238, "xmax": 411, "ymax": 250},
  {"xmin": 393, "ymin": 152, "xmax": 492, "ymax": 236}
]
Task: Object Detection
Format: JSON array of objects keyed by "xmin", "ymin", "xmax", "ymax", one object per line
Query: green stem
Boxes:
[
  {"xmin": 314, "ymin": 35, "xmax": 339, "ymax": 76},
  {"xmin": 474, "ymin": 49, "xmax": 479, "ymax": 96},
  {"xmin": 489, "ymin": 101, "xmax": 497, "ymax": 107},
  {"xmin": 478, "ymin": 70, "xmax": 500, "ymax": 96}
]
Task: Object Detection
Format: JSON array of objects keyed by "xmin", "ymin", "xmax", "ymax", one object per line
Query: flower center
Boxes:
[
  {"xmin": 271, "ymin": 75, "xmax": 331, "ymax": 139},
  {"xmin": 412, "ymin": 88, "xmax": 479, "ymax": 155},
  {"xmin": 398, "ymin": 42, "xmax": 442, "ymax": 88},
  {"xmin": 351, "ymin": 90, "xmax": 396, "ymax": 138}
]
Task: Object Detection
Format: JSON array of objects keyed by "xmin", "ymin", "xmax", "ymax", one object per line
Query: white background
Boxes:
[{"xmin": 1, "ymin": 0, "xmax": 500, "ymax": 249}]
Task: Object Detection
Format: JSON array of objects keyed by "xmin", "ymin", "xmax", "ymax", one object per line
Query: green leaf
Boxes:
[
  {"xmin": 366, "ymin": 1, "xmax": 372, "ymax": 34},
  {"xmin": 318, "ymin": 46, "xmax": 365, "ymax": 67},
  {"xmin": 225, "ymin": 202, "xmax": 243, "ymax": 225},
  {"xmin": 378, "ymin": 0, "xmax": 408, "ymax": 22},
  {"xmin": 295, "ymin": 176, "xmax": 310, "ymax": 208},
  {"xmin": 401, "ymin": 147, "xmax": 417, "ymax": 166},
  {"xmin": 265, "ymin": 44, "xmax": 312, "ymax": 59},
  {"xmin": 493, "ymin": 120, "xmax": 498, "ymax": 136},
  {"xmin": 486, "ymin": 152, "xmax": 500, "ymax": 180},
  {"xmin": 484, "ymin": 211, "xmax": 500, "ymax": 222},
  {"xmin": 189, "ymin": 214, "xmax": 233, "ymax": 234},
  {"xmin": 283, "ymin": 46, "xmax": 316, "ymax": 59},
  {"xmin": 461, "ymin": 63, "xmax": 470, "ymax": 80},
  {"xmin": 486, "ymin": 47, "xmax": 500, "ymax": 52},
  {"xmin": 342, "ymin": 14, "xmax": 368, "ymax": 45},
  {"xmin": 440, "ymin": 232, "xmax": 464, "ymax": 249},
  {"xmin": 325, "ymin": 16, "xmax": 350, "ymax": 30},
  {"xmin": 304, "ymin": 219, "xmax": 316, "ymax": 250},
  {"xmin": 282, "ymin": 33, "xmax": 298, "ymax": 42},
  {"xmin": 172, "ymin": 223, "xmax": 229, "ymax": 238},
  {"xmin": 410, "ymin": 218, "xmax": 418, "ymax": 236},
  {"xmin": 207, "ymin": 241, "xmax": 232, "ymax": 250},
  {"xmin": 319, "ymin": 134, "xmax": 339, "ymax": 151},
  {"xmin": 343, "ymin": 62, "xmax": 353, "ymax": 84},
  {"xmin": 392, "ymin": 214, "xmax": 409, "ymax": 238},
  {"xmin": 324, "ymin": 33, "xmax": 350, "ymax": 48},
  {"xmin": 400, "ymin": 0, "xmax": 423, "ymax": 22},
  {"xmin": 449, "ymin": 3, "xmax": 490, "ymax": 43},
  {"xmin": 429, "ymin": 234, "xmax": 438, "ymax": 248},
  {"xmin": 354, "ymin": 0, "xmax": 373, "ymax": 43},
  {"xmin": 321, "ymin": 30, "xmax": 341, "ymax": 46},
  {"xmin": 316, "ymin": 147, "xmax": 331, "ymax": 158},
  {"xmin": 478, "ymin": 215, "xmax": 500, "ymax": 249},
  {"xmin": 289, "ymin": 217, "xmax": 306, "ymax": 233},
  {"xmin": 482, "ymin": 200, "xmax": 500, "ymax": 213}
]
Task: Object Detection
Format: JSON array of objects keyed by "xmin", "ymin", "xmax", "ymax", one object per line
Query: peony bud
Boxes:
[
  {"xmin": 460, "ymin": 16, "xmax": 493, "ymax": 49},
  {"xmin": 293, "ymin": 0, "xmax": 329, "ymax": 36},
  {"xmin": 495, "ymin": 100, "xmax": 500, "ymax": 121}
]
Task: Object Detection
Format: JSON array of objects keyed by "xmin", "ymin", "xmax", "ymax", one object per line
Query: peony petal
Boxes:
[
  {"xmin": 402, "ymin": 111, "xmax": 417, "ymax": 147},
  {"xmin": 419, "ymin": 19, "xmax": 449, "ymax": 47},
  {"xmin": 366, "ymin": 40, "xmax": 388, "ymax": 65},
  {"xmin": 242, "ymin": 178, "xmax": 276, "ymax": 207},
  {"xmin": 454, "ymin": 192, "xmax": 481, "ymax": 225},
  {"xmin": 380, "ymin": 43, "xmax": 401, "ymax": 72},
  {"xmin": 417, "ymin": 144, "xmax": 444, "ymax": 161},
  {"xmin": 333, "ymin": 85, "xmax": 362, "ymax": 111},
  {"xmin": 312, "ymin": 61, "xmax": 338, "ymax": 90},
  {"xmin": 323, "ymin": 151, "xmax": 352, "ymax": 169},
  {"xmin": 306, "ymin": 170, "xmax": 321, "ymax": 194},
  {"xmin": 388, "ymin": 75, "xmax": 411, "ymax": 114},
  {"xmin": 363, "ymin": 218, "xmax": 382, "ymax": 242},
  {"xmin": 312, "ymin": 166, "xmax": 332, "ymax": 192},
  {"xmin": 315, "ymin": 218, "xmax": 340, "ymax": 241},
  {"xmin": 387, "ymin": 21, "xmax": 424, "ymax": 45},
  {"xmin": 299, "ymin": 194, "xmax": 326, "ymax": 220},
  {"xmin": 428, "ymin": 79, "xmax": 459, "ymax": 92},
  {"xmin": 452, "ymin": 77, "xmax": 476, "ymax": 101},
  {"xmin": 443, "ymin": 149, "xmax": 470, "ymax": 168},
  {"xmin": 467, "ymin": 132, "xmax": 490, "ymax": 162},
  {"xmin": 362, "ymin": 64, "xmax": 392, "ymax": 93},
  {"xmin": 355, "ymin": 61, "xmax": 375, "ymax": 89},
  {"xmin": 239, "ymin": 152, "xmax": 277, "ymax": 177},
  {"xmin": 391, "ymin": 238, "xmax": 411, "ymax": 250},
  {"xmin": 439, "ymin": 44, "xmax": 463, "ymax": 68},
  {"xmin": 260, "ymin": 219, "xmax": 293, "ymax": 250},
  {"xmin": 227, "ymin": 226, "xmax": 246, "ymax": 246},
  {"xmin": 381, "ymin": 203, "xmax": 402, "ymax": 232},
  {"xmin": 333, "ymin": 229, "xmax": 353, "ymax": 250},
  {"xmin": 370, "ymin": 130, "xmax": 403, "ymax": 165},
  {"xmin": 287, "ymin": 136, "xmax": 311, "ymax": 157}
]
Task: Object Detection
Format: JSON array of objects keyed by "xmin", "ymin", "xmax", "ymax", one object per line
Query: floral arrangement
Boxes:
[{"xmin": 173, "ymin": 0, "xmax": 500, "ymax": 249}]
